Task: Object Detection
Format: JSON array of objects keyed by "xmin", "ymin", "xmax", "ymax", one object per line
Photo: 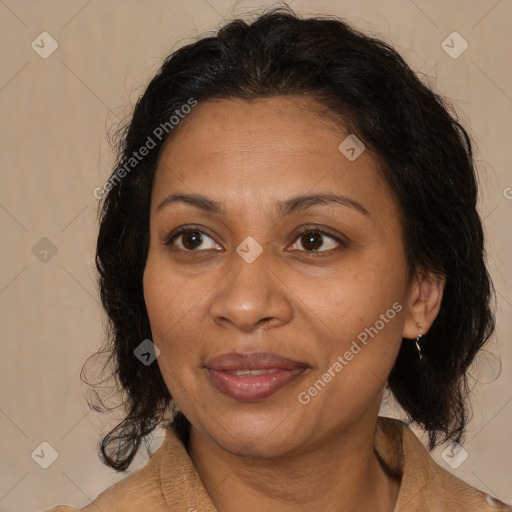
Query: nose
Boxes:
[{"xmin": 209, "ymin": 250, "xmax": 294, "ymax": 333}]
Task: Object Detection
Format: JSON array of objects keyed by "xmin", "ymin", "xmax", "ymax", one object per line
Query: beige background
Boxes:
[{"xmin": 0, "ymin": 0, "xmax": 511, "ymax": 510}]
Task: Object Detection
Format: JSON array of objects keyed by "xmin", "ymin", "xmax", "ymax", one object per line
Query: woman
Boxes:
[{"xmin": 46, "ymin": 7, "xmax": 511, "ymax": 512}]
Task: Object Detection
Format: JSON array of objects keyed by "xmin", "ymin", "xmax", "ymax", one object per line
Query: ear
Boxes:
[{"xmin": 402, "ymin": 270, "xmax": 446, "ymax": 339}]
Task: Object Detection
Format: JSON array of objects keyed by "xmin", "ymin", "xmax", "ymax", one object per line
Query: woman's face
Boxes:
[{"xmin": 144, "ymin": 96, "xmax": 421, "ymax": 457}]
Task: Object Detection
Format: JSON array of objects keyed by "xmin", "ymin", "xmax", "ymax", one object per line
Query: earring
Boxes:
[{"xmin": 415, "ymin": 334, "xmax": 423, "ymax": 361}]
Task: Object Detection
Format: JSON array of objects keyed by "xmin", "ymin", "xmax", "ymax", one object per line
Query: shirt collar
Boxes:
[{"xmin": 153, "ymin": 416, "xmax": 503, "ymax": 511}]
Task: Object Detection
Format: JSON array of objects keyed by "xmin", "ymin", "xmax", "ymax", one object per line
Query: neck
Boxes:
[{"xmin": 188, "ymin": 414, "xmax": 400, "ymax": 512}]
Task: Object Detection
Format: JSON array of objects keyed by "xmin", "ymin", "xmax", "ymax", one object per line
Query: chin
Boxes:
[{"xmin": 198, "ymin": 405, "xmax": 307, "ymax": 457}]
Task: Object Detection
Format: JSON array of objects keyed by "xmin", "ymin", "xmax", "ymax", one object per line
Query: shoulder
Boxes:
[
  {"xmin": 45, "ymin": 505, "xmax": 80, "ymax": 512},
  {"xmin": 42, "ymin": 435, "xmax": 171, "ymax": 512},
  {"xmin": 421, "ymin": 454, "xmax": 512, "ymax": 512},
  {"xmin": 376, "ymin": 417, "xmax": 512, "ymax": 512},
  {"xmin": 43, "ymin": 508, "xmax": 80, "ymax": 512},
  {"xmin": 41, "ymin": 425, "xmax": 217, "ymax": 512},
  {"xmin": 41, "ymin": 464, "xmax": 162, "ymax": 512}
]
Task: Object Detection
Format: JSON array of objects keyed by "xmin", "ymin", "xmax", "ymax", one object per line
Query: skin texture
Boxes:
[{"xmin": 143, "ymin": 96, "xmax": 445, "ymax": 512}]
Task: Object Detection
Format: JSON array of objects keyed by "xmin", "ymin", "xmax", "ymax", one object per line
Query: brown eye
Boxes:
[
  {"xmin": 289, "ymin": 229, "xmax": 341, "ymax": 252},
  {"xmin": 181, "ymin": 231, "xmax": 204, "ymax": 250},
  {"xmin": 165, "ymin": 228, "xmax": 220, "ymax": 252},
  {"xmin": 300, "ymin": 232, "xmax": 324, "ymax": 251}
]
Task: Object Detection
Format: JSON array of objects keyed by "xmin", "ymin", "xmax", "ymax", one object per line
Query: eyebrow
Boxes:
[{"xmin": 156, "ymin": 192, "xmax": 370, "ymax": 218}]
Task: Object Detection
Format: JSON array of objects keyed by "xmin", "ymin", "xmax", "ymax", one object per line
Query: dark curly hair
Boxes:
[{"xmin": 88, "ymin": 6, "xmax": 495, "ymax": 471}]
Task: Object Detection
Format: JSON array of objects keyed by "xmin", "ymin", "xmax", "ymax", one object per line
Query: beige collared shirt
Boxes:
[{"xmin": 45, "ymin": 416, "xmax": 511, "ymax": 511}]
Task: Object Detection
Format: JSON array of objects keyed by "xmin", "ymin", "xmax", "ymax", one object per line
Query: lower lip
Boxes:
[{"xmin": 207, "ymin": 368, "xmax": 307, "ymax": 401}]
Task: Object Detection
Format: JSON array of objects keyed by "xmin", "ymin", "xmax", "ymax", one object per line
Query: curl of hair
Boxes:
[{"xmin": 90, "ymin": 6, "xmax": 495, "ymax": 471}]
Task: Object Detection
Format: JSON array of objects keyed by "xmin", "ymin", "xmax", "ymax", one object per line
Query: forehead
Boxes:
[
  {"xmin": 152, "ymin": 96, "xmax": 396, "ymax": 221},
  {"xmin": 159, "ymin": 96, "xmax": 348, "ymax": 161}
]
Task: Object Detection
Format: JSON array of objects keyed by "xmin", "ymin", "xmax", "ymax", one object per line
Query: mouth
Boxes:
[{"xmin": 204, "ymin": 352, "xmax": 309, "ymax": 401}]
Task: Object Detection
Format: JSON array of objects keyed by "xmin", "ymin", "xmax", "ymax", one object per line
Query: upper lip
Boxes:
[{"xmin": 205, "ymin": 352, "xmax": 309, "ymax": 371}]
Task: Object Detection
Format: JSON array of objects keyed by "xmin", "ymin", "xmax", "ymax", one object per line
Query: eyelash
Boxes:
[{"xmin": 162, "ymin": 225, "xmax": 347, "ymax": 254}]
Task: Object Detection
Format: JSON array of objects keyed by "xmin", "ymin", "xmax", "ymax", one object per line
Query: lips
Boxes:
[{"xmin": 205, "ymin": 352, "xmax": 309, "ymax": 401}]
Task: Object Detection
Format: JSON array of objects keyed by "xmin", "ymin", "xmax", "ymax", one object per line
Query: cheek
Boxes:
[
  {"xmin": 143, "ymin": 269, "xmax": 171, "ymax": 339},
  {"xmin": 299, "ymin": 253, "xmax": 406, "ymax": 334},
  {"xmin": 142, "ymin": 257, "xmax": 210, "ymax": 393},
  {"xmin": 143, "ymin": 263, "xmax": 196, "ymax": 400},
  {"xmin": 143, "ymin": 258, "xmax": 200, "ymax": 340},
  {"xmin": 292, "ymin": 249, "xmax": 407, "ymax": 393}
]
